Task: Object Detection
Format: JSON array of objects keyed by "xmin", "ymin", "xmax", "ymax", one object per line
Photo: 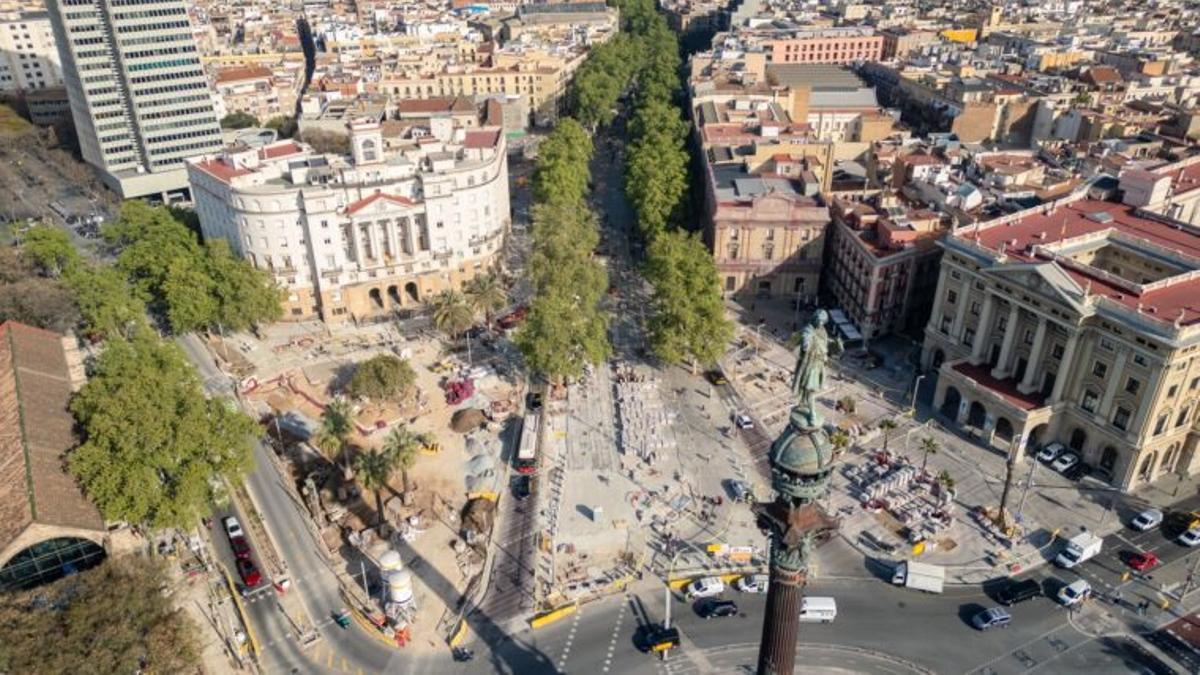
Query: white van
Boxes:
[{"xmin": 798, "ymin": 596, "xmax": 837, "ymax": 623}]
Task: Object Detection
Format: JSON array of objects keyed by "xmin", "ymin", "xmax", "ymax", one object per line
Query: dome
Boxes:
[{"xmin": 771, "ymin": 423, "xmax": 835, "ymax": 477}]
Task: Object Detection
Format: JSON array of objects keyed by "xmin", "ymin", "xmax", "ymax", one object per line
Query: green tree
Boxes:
[
  {"xmin": 347, "ymin": 354, "xmax": 417, "ymax": 401},
  {"xmin": 67, "ymin": 330, "xmax": 256, "ymax": 528},
  {"xmin": 382, "ymin": 425, "xmax": 427, "ymax": 503},
  {"xmin": 430, "ymin": 289, "xmax": 474, "ymax": 338},
  {"xmin": 104, "ymin": 201, "xmax": 202, "ymax": 303},
  {"xmin": 0, "ymin": 246, "xmax": 80, "ymax": 332},
  {"xmin": 879, "ymin": 418, "xmax": 898, "ymax": 452},
  {"xmin": 162, "ymin": 258, "xmax": 218, "ymax": 334},
  {"xmin": 314, "ymin": 398, "xmax": 354, "ymax": 479},
  {"xmin": 919, "ymin": 436, "xmax": 940, "ymax": 473},
  {"xmin": 0, "ymin": 557, "xmax": 199, "ymax": 674},
  {"xmin": 465, "ymin": 273, "xmax": 508, "ymax": 327},
  {"xmin": 516, "ymin": 281, "xmax": 610, "ymax": 385},
  {"xmin": 21, "ymin": 224, "xmax": 78, "ymax": 277},
  {"xmin": 220, "ymin": 111, "xmax": 259, "ymax": 129},
  {"xmin": 644, "ymin": 230, "xmax": 733, "ymax": 371},
  {"xmin": 264, "ymin": 115, "xmax": 297, "ymax": 138},
  {"xmin": 204, "ymin": 239, "xmax": 283, "ymax": 331},
  {"xmin": 354, "ymin": 448, "xmax": 397, "ymax": 523},
  {"xmin": 532, "ymin": 118, "xmax": 593, "ymax": 206},
  {"xmin": 64, "ymin": 263, "xmax": 146, "ymax": 339},
  {"xmin": 830, "ymin": 429, "xmax": 851, "ymax": 454}
]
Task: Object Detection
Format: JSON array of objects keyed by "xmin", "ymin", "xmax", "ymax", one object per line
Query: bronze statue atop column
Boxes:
[{"xmin": 754, "ymin": 310, "xmax": 842, "ymax": 675}]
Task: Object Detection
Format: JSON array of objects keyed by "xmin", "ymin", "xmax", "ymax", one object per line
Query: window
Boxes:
[
  {"xmin": 1081, "ymin": 390, "xmax": 1099, "ymax": 414},
  {"xmin": 1133, "ymin": 353, "xmax": 1148, "ymax": 366},
  {"xmin": 963, "ymin": 328, "xmax": 975, "ymax": 345},
  {"xmin": 1113, "ymin": 407, "xmax": 1132, "ymax": 431},
  {"xmin": 1125, "ymin": 378, "xmax": 1140, "ymax": 395},
  {"xmin": 1192, "ymin": 376, "xmax": 1200, "ymax": 390},
  {"xmin": 947, "ymin": 289, "xmax": 957, "ymax": 304},
  {"xmin": 725, "ymin": 276, "xmax": 736, "ymax": 291},
  {"xmin": 1177, "ymin": 406, "xmax": 1191, "ymax": 428},
  {"xmin": 940, "ymin": 316, "xmax": 952, "ymax": 334},
  {"xmin": 1023, "ymin": 329, "xmax": 1035, "ymax": 345},
  {"xmin": 1154, "ymin": 413, "xmax": 1168, "ymax": 435},
  {"xmin": 1052, "ymin": 343, "xmax": 1065, "ymax": 359},
  {"xmin": 1169, "ymin": 385, "xmax": 1179, "ymax": 398},
  {"xmin": 998, "ymin": 316, "xmax": 1008, "ymax": 331},
  {"xmin": 1099, "ymin": 338, "xmax": 1115, "ymax": 351},
  {"xmin": 970, "ymin": 301, "xmax": 981, "ymax": 315}
]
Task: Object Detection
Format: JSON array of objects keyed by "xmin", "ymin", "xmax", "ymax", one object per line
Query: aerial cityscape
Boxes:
[{"xmin": 4, "ymin": 0, "xmax": 1200, "ymax": 672}]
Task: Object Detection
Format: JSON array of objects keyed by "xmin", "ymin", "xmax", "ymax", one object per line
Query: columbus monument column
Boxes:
[{"xmin": 754, "ymin": 310, "xmax": 841, "ymax": 675}]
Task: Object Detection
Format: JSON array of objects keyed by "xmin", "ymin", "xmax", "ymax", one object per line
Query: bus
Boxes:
[{"xmin": 515, "ymin": 412, "xmax": 540, "ymax": 474}]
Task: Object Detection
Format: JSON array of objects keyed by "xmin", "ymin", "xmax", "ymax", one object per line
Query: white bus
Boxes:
[{"xmin": 515, "ymin": 412, "xmax": 540, "ymax": 474}]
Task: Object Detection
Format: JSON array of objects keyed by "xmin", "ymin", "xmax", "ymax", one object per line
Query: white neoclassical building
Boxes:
[{"xmin": 187, "ymin": 118, "xmax": 510, "ymax": 323}]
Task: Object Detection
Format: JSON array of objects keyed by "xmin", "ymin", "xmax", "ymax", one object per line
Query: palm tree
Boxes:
[
  {"xmin": 355, "ymin": 448, "xmax": 397, "ymax": 523},
  {"xmin": 830, "ymin": 429, "xmax": 851, "ymax": 454},
  {"xmin": 430, "ymin": 290, "xmax": 475, "ymax": 339},
  {"xmin": 879, "ymin": 418, "xmax": 898, "ymax": 452},
  {"xmin": 317, "ymin": 398, "xmax": 354, "ymax": 479},
  {"xmin": 465, "ymin": 273, "xmax": 508, "ymax": 328},
  {"xmin": 936, "ymin": 470, "xmax": 955, "ymax": 491},
  {"xmin": 919, "ymin": 436, "xmax": 939, "ymax": 473},
  {"xmin": 383, "ymin": 425, "xmax": 430, "ymax": 505}
]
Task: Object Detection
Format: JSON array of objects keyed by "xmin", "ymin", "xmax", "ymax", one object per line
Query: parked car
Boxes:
[
  {"xmin": 734, "ymin": 574, "xmax": 768, "ymax": 594},
  {"xmin": 1179, "ymin": 528, "xmax": 1200, "ymax": 547},
  {"xmin": 726, "ymin": 479, "xmax": 754, "ymax": 503},
  {"xmin": 1174, "ymin": 511, "xmax": 1200, "ymax": 531},
  {"xmin": 734, "ymin": 413, "xmax": 754, "ymax": 430},
  {"xmin": 696, "ymin": 598, "xmax": 738, "ymax": 619},
  {"xmin": 229, "ymin": 535, "xmax": 252, "ymax": 560},
  {"xmin": 685, "ymin": 577, "xmax": 725, "ymax": 599},
  {"xmin": 1127, "ymin": 551, "xmax": 1160, "ymax": 572},
  {"xmin": 971, "ymin": 607, "xmax": 1012, "ymax": 631},
  {"xmin": 224, "ymin": 516, "xmax": 245, "ymax": 540},
  {"xmin": 1057, "ymin": 580, "xmax": 1092, "ymax": 607},
  {"xmin": 1130, "ymin": 508, "xmax": 1164, "ymax": 532},
  {"xmin": 1037, "ymin": 442, "xmax": 1065, "ymax": 463},
  {"xmin": 705, "ymin": 370, "xmax": 729, "ymax": 386},
  {"xmin": 236, "ymin": 558, "xmax": 262, "ymax": 587},
  {"xmin": 996, "ymin": 578, "xmax": 1042, "ymax": 606},
  {"xmin": 1062, "ymin": 462, "xmax": 1092, "ymax": 482},
  {"xmin": 1050, "ymin": 452, "xmax": 1080, "ymax": 473}
]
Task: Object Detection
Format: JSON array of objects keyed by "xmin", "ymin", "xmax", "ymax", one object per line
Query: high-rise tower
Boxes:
[{"xmin": 45, "ymin": 0, "xmax": 222, "ymax": 199}]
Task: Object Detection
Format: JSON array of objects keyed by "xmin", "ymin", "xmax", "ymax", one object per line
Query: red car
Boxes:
[
  {"xmin": 1127, "ymin": 551, "xmax": 1159, "ymax": 572},
  {"xmin": 237, "ymin": 558, "xmax": 262, "ymax": 587},
  {"xmin": 496, "ymin": 306, "xmax": 528, "ymax": 330},
  {"xmin": 230, "ymin": 535, "xmax": 252, "ymax": 560}
]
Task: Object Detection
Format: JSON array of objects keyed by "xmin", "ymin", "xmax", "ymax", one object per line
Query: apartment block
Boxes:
[
  {"xmin": 0, "ymin": 11, "xmax": 62, "ymax": 93},
  {"xmin": 45, "ymin": 0, "xmax": 223, "ymax": 198}
]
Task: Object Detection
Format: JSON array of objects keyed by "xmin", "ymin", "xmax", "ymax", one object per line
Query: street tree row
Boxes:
[{"xmin": 516, "ymin": 119, "xmax": 611, "ymax": 385}]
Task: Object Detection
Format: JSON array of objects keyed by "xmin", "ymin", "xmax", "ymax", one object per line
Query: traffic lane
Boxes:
[
  {"xmin": 663, "ymin": 579, "xmax": 1075, "ymax": 673},
  {"xmin": 242, "ymin": 441, "xmax": 407, "ymax": 674}
]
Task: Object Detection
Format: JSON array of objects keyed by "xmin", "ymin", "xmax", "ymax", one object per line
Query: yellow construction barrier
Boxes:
[
  {"xmin": 668, "ymin": 571, "xmax": 748, "ymax": 591},
  {"xmin": 222, "ymin": 566, "xmax": 261, "ymax": 660},
  {"xmin": 529, "ymin": 603, "xmax": 577, "ymax": 629},
  {"xmin": 448, "ymin": 619, "xmax": 469, "ymax": 647},
  {"xmin": 468, "ymin": 491, "xmax": 498, "ymax": 502}
]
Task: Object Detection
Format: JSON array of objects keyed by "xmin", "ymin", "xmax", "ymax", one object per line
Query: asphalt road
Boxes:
[{"xmin": 479, "ymin": 573, "xmax": 1178, "ymax": 675}]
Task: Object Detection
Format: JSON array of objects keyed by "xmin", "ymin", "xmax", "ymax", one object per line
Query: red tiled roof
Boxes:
[
  {"xmin": 464, "ymin": 128, "xmax": 501, "ymax": 149},
  {"xmin": 951, "ymin": 361, "xmax": 1047, "ymax": 411},
  {"xmin": 193, "ymin": 158, "xmax": 252, "ymax": 183},
  {"xmin": 1167, "ymin": 160, "xmax": 1200, "ymax": 197},
  {"xmin": 258, "ymin": 141, "xmax": 304, "ymax": 160},
  {"xmin": 215, "ymin": 65, "xmax": 273, "ymax": 85},
  {"xmin": 396, "ymin": 96, "xmax": 475, "ymax": 114},
  {"xmin": 965, "ymin": 199, "xmax": 1200, "ymax": 325},
  {"xmin": 0, "ymin": 321, "xmax": 104, "ymax": 552},
  {"xmin": 344, "ymin": 193, "xmax": 415, "ymax": 215}
]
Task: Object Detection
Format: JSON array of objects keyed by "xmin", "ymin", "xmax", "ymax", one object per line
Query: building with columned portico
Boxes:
[{"xmin": 921, "ymin": 188, "xmax": 1200, "ymax": 492}]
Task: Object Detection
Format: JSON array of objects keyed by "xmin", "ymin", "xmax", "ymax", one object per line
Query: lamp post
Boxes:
[{"xmin": 910, "ymin": 374, "xmax": 927, "ymax": 416}]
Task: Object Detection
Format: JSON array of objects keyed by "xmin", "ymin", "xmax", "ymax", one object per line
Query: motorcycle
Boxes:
[{"xmin": 452, "ymin": 647, "xmax": 475, "ymax": 662}]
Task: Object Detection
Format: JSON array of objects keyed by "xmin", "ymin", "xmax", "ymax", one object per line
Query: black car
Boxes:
[
  {"xmin": 1062, "ymin": 462, "xmax": 1092, "ymax": 482},
  {"xmin": 996, "ymin": 578, "xmax": 1041, "ymax": 606},
  {"xmin": 696, "ymin": 598, "xmax": 738, "ymax": 619},
  {"xmin": 513, "ymin": 475, "xmax": 533, "ymax": 500}
]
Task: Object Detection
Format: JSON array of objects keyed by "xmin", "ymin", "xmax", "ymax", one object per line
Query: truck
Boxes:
[
  {"xmin": 891, "ymin": 561, "xmax": 945, "ymax": 594},
  {"xmin": 1055, "ymin": 532, "xmax": 1102, "ymax": 569}
]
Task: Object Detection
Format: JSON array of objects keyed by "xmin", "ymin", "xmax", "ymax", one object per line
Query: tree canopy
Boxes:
[
  {"xmin": 531, "ymin": 118, "xmax": 594, "ymax": 206},
  {"xmin": 20, "ymin": 224, "xmax": 78, "ymax": 277},
  {"xmin": 347, "ymin": 354, "xmax": 417, "ymax": 401},
  {"xmin": 220, "ymin": 111, "xmax": 259, "ymax": 129},
  {"xmin": 644, "ymin": 230, "xmax": 733, "ymax": 369},
  {"xmin": 103, "ymin": 201, "xmax": 282, "ymax": 334},
  {"xmin": 0, "ymin": 557, "xmax": 200, "ymax": 674},
  {"xmin": 0, "ymin": 245, "xmax": 80, "ymax": 333},
  {"xmin": 67, "ymin": 329, "xmax": 257, "ymax": 528}
]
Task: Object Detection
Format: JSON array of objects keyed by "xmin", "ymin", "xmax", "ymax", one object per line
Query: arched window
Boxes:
[
  {"xmin": 360, "ymin": 139, "xmax": 377, "ymax": 162},
  {"xmin": 1177, "ymin": 404, "xmax": 1193, "ymax": 428}
]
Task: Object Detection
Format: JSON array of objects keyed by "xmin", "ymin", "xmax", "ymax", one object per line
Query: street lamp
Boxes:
[{"xmin": 909, "ymin": 374, "xmax": 926, "ymax": 415}]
